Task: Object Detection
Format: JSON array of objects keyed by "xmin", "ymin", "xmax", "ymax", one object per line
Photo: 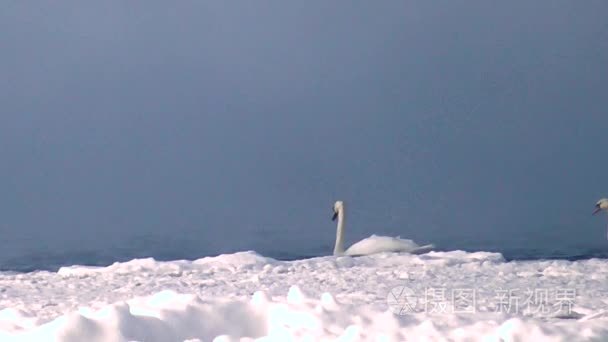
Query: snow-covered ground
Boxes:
[{"xmin": 1, "ymin": 250, "xmax": 608, "ymax": 341}]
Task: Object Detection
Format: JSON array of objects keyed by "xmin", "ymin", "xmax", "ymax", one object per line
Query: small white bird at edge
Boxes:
[{"xmin": 592, "ymin": 198, "xmax": 608, "ymax": 239}]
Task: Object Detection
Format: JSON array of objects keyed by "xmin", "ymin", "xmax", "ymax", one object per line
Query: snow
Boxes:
[{"xmin": 1, "ymin": 250, "xmax": 608, "ymax": 341}]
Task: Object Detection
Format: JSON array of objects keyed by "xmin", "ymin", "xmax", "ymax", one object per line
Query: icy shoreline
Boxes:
[{"xmin": 1, "ymin": 250, "xmax": 607, "ymax": 341}]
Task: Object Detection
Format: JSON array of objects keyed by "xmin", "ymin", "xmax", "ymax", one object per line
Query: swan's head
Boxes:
[
  {"xmin": 332, "ymin": 201, "xmax": 344, "ymax": 221},
  {"xmin": 593, "ymin": 198, "xmax": 608, "ymax": 215}
]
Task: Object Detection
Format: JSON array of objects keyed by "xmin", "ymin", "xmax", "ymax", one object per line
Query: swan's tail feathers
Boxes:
[{"xmin": 411, "ymin": 244, "xmax": 435, "ymax": 254}]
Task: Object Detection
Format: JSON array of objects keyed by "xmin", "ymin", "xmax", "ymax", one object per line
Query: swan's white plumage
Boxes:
[
  {"xmin": 344, "ymin": 235, "xmax": 435, "ymax": 256},
  {"xmin": 332, "ymin": 200, "xmax": 434, "ymax": 256}
]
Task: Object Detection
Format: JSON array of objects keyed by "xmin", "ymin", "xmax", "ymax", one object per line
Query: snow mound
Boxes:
[{"xmin": 1, "ymin": 250, "xmax": 608, "ymax": 341}]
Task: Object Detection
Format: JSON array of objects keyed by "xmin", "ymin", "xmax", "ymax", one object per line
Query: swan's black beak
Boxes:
[
  {"xmin": 332, "ymin": 211, "xmax": 338, "ymax": 221},
  {"xmin": 593, "ymin": 206, "xmax": 602, "ymax": 215}
]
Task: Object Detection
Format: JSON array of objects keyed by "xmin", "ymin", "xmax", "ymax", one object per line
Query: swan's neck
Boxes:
[{"xmin": 334, "ymin": 208, "xmax": 346, "ymax": 255}]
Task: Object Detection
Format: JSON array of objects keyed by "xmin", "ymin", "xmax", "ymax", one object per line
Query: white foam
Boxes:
[{"xmin": 1, "ymin": 250, "xmax": 608, "ymax": 341}]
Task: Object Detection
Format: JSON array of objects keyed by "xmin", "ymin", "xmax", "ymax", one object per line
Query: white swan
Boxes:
[
  {"xmin": 331, "ymin": 200, "xmax": 434, "ymax": 256},
  {"xmin": 592, "ymin": 198, "xmax": 608, "ymax": 239}
]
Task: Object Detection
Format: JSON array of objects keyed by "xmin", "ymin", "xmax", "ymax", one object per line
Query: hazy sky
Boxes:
[{"xmin": 1, "ymin": 2, "xmax": 607, "ymax": 265}]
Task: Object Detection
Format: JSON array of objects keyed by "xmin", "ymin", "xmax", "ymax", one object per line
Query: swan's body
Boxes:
[
  {"xmin": 593, "ymin": 198, "xmax": 608, "ymax": 239},
  {"xmin": 332, "ymin": 200, "xmax": 434, "ymax": 256}
]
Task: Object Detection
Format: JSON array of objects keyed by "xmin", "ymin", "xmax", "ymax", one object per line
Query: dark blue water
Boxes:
[{"xmin": 2, "ymin": 222, "xmax": 607, "ymax": 273}]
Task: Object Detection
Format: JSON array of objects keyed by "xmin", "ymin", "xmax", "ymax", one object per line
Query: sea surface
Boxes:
[{"xmin": 1, "ymin": 221, "xmax": 607, "ymax": 273}]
